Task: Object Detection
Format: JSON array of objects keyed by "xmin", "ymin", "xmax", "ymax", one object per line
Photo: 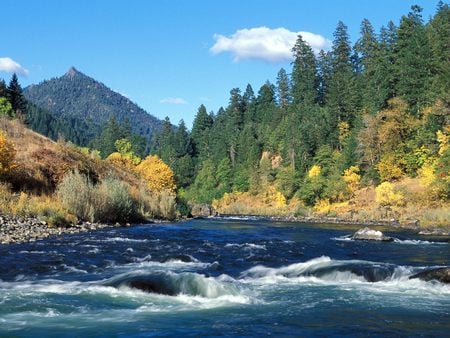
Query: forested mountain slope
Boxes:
[{"xmin": 24, "ymin": 67, "xmax": 164, "ymax": 148}]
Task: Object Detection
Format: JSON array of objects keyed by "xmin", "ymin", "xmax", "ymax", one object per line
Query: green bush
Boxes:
[
  {"xmin": 57, "ymin": 171, "xmax": 136, "ymax": 223},
  {"xmin": 95, "ymin": 177, "xmax": 135, "ymax": 223},
  {"xmin": 135, "ymin": 187, "xmax": 176, "ymax": 220},
  {"xmin": 57, "ymin": 170, "xmax": 96, "ymax": 222}
]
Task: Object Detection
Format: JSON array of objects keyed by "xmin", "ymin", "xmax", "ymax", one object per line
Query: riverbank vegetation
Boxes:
[
  {"xmin": 0, "ymin": 3, "xmax": 449, "ymax": 228},
  {"xmin": 0, "ymin": 118, "xmax": 178, "ymax": 225}
]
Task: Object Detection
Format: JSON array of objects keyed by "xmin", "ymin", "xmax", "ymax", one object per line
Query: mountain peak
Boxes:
[{"xmin": 65, "ymin": 66, "xmax": 80, "ymax": 78}]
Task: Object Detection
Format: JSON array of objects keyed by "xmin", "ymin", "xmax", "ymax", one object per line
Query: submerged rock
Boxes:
[
  {"xmin": 351, "ymin": 227, "xmax": 393, "ymax": 242},
  {"xmin": 128, "ymin": 280, "xmax": 178, "ymax": 296},
  {"xmin": 410, "ymin": 267, "xmax": 450, "ymax": 284}
]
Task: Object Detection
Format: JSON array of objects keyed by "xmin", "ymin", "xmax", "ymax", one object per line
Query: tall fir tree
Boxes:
[
  {"xmin": 291, "ymin": 35, "xmax": 317, "ymax": 106},
  {"xmin": 276, "ymin": 68, "xmax": 291, "ymax": 109},
  {"xmin": 317, "ymin": 50, "xmax": 332, "ymax": 106},
  {"xmin": 427, "ymin": 1, "xmax": 450, "ymax": 104},
  {"xmin": 395, "ymin": 5, "xmax": 433, "ymax": 113},
  {"xmin": 7, "ymin": 73, "xmax": 27, "ymax": 119},
  {"xmin": 191, "ymin": 104, "xmax": 213, "ymax": 160},
  {"xmin": 327, "ymin": 21, "xmax": 359, "ymax": 125},
  {"xmin": 355, "ymin": 18, "xmax": 380, "ymax": 113}
]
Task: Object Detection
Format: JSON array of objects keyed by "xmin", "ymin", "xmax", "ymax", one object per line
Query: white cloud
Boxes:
[
  {"xmin": 0, "ymin": 57, "xmax": 29, "ymax": 76},
  {"xmin": 160, "ymin": 97, "xmax": 188, "ymax": 105},
  {"xmin": 210, "ymin": 26, "xmax": 330, "ymax": 62}
]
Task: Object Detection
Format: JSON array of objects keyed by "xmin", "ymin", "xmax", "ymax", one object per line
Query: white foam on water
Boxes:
[
  {"xmin": 393, "ymin": 238, "xmax": 448, "ymax": 245},
  {"xmin": 225, "ymin": 243, "xmax": 267, "ymax": 250},
  {"xmin": 98, "ymin": 237, "xmax": 149, "ymax": 243},
  {"xmin": 61, "ymin": 264, "xmax": 88, "ymax": 274},
  {"xmin": 333, "ymin": 235, "xmax": 448, "ymax": 245},
  {"xmin": 239, "ymin": 256, "xmax": 450, "ymax": 296}
]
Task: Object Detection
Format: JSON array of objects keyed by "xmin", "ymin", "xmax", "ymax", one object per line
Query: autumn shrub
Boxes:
[
  {"xmin": 135, "ymin": 187, "xmax": 176, "ymax": 220},
  {"xmin": 375, "ymin": 182, "xmax": 405, "ymax": 207},
  {"xmin": 0, "ymin": 182, "xmax": 13, "ymax": 213},
  {"xmin": 94, "ymin": 177, "xmax": 136, "ymax": 223},
  {"xmin": 376, "ymin": 154, "xmax": 404, "ymax": 182},
  {"xmin": 57, "ymin": 170, "xmax": 137, "ymax": 223},
  {"xmin": 1, "ymin": 188, "xmax": 75, "ymax": 227},
  {"xmin": 57, "ymin": 170, "xmax": 96, "ymax": 222},
  {"xmin": 0, "ymin": 131, "xmax": 16, "ymax": 179},
  {"xmin": 135, "ymin": 155, "xmax": 176, "ymax": 193},
  {"xmin": 26, "ymin": 195, "xmax": 76, "ymax": 227}
]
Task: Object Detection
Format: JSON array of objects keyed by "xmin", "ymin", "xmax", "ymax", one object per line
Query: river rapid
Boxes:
[{"xmin": 0, "ymin": 217, "xmax": 449, "ymax": 337}]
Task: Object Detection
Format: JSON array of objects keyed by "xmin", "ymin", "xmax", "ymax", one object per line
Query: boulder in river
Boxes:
[
  {"xmin": 409, "ymin": 267, "xmax": 450, "ymax": 284},
  {"xmin": 351, "ymin": 227, "xmax": 393, "ymax": 242}
]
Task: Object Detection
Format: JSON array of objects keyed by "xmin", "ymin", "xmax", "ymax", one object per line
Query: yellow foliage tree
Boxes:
[
  {"xmin": 275, "ymin": 191, "xmax": 287, "ymax": 208},
  {"xmin": 436, "ymin": 126, "xmax": 449, "ymax": 156},
  {"xmin": 342, "ymin": 166, "xmax": 361, "ymax": 196},
  {"xmin": 419, "ymin": 161, "xmax": 436, "ymax": 187},
  {"xmin": 0, "ymin": 131, "xmax": 16, "ymax": 178},
  {"xmin": 375, "ymin": 182, "xmax": 404, "ymax": 207},
  {"xmin": 338, "ymin": 121, "xmax": 350, "ymax": 147},
  {"xmin": 135, "ymin": 155, "xmax": 176, "ymax": 194},
  {"xmin": 106, "ymin": 152, "xmax": 140, "ymax": 171},
  {"xmin": 308, "ymin": 165, "xmax": 321, "ymax": 178},
  {"xmin": 107, "ymin": 138, "xmax": 141, "ymax": 171},
  {"xmin": 376, "ymin": 154, "xmax": 404, "ymax": 182}
]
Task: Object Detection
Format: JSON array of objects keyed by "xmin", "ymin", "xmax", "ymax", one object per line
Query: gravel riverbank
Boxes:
[
  {"xmin": 1, "ymin": 213, "xmax": 448, "ymax": 244},
  {"xmin": 0, "ymin": 214, "xmax": 121, "ymax": 244}
]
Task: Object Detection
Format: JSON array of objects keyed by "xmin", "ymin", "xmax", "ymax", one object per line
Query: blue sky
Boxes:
[{"xmin": 1, "ymin": 0, "xmax": 438, "ymax": 128}]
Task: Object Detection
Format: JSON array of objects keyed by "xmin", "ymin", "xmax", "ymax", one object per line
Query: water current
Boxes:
[{"xmin": 0, "ymin": 217, "xmax": 449, "ymax": 337}]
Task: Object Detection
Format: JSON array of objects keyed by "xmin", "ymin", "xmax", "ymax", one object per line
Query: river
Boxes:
[{"xmin": 0, "ymin": 217, "xmax": 449, "ymax": 337}]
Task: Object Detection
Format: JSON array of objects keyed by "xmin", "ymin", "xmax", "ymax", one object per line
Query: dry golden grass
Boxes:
[
  {"xmin": 213, "ymin": 176, "xmax": 449, "ymax": 228},
  {"xmin": 0, "ymin": 118, "xmax": 143, "ymax": 194}
]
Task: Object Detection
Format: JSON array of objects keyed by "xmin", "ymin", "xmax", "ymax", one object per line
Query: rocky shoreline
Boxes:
[
  {"xmin": 1, "ymin": 213, "xmax": 449, "ymax": 245},
  {"xmin": 0, "ymin": 214, "xmax": 125, "ymax": 244}
]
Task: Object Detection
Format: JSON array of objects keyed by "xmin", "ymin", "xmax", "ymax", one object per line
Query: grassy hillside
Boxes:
[{"xmin": 0, "ymin": 118, "xmax": 177, "ymax": 226}]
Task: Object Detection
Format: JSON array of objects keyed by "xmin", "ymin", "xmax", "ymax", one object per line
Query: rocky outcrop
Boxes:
[
  {"xmin": 409, "ymin": 267, "xmax": 450, "ymax": 284},
  {"xmin": 351, "ymin": 227, "xmax": 393, "ymax": 242},
  {"xmin": 190, "ymin": 204, "xmax": 216, "ymax": 218}
]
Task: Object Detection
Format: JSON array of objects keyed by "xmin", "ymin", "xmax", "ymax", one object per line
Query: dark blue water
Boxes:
[{"xmin": 0, "ymin": 218, "xmax": 449, "ymax": 337}]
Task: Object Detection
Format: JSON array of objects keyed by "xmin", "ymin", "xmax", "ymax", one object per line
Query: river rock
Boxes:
[
  {"xmin": 191, "ymin": 204, "xmax": 216, "ymax": 217},
  {"xmin": 409, "ymin": 267, "xmax": 450, "ymax": 284},
  {"xmin": 351, "ymin": 227, "xmax": 393, "ymax": 242}
]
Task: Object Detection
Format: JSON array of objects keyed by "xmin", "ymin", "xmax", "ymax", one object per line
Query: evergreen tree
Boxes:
[
  {"xmin": 276, "ymin": 68, "xmax": 291, "ymax": 109},
  {"xmin": 317, "ymin": 50, "xmax": 332, "ymax": 106},
  {"xmin": 427, "ymin": 1, "xmax": 450, "ymax": 104},
  {"xmin": 355, "ymin": 18, "xmax": 380, "ymax": 113},
  {"xmin": 191, "ymin": 104, "xmax": 213, "ymax": 159},
  {"xmin": 375, "ymin": 21, "xmax": 398, "ymax": 109},
  {"xmin": 327, "ymin": 21, "xmax": 359, "ymax": 124},
  {"xmin": 396, "ymin": 5, "xmax": 433, "ymax": 113},
  {"xmin": 291, "ymin": 35, "xmax": 317, "ymax": 106},
  {"xmin": 95, "ymin": 117, "xmax": 127, "ymax": 158},
  {"xmin": 7, "ymin": 73, "xmax": 27, "ymax": 119},
  {"xmin": 0, "ymin": 79, "xmax": 7, "ymax": 98},
  {"xmin": 243, "ymin": 84, "xmax": 256, "ymax": 123}
]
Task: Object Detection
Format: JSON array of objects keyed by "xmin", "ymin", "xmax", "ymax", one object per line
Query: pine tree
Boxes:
[
  {"xmin": 355, "ymin": 18, "xmax": 380, "ymax": 113},
  {"xmin": 276, "ymin": 68, "xmax": 291, "ymax": 109},
  {"xmin": 6, "ymin": 74, "xmax": 27, "ymax": 119},
  {"xmin": 243, "ymin": 84, "xmax": 256, "ymax": 123},
  {"xmin": 191, "ymin": 104, "xmax": 213, "ymax": 159},
  {"xmin": 317, "ymin": 50, "xmax": 332, "ymax": 106},
  {"xmin": 396, "ymin": 5, "xmax": 433, "ymax": 113},
  {"xmin": 291, "ymin": 35, "xmax": 317, "ymax": 106},
  {"xmin": 327, "ymin": 21, "xmax": 359, "ymax": 124},
  {"xmin": 0, "ymin": 79, "xmax": 7, "ymax": 98},
  {"xmin": 427, "ymin": 1, "xmax": 450, "ymax": 104}
]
